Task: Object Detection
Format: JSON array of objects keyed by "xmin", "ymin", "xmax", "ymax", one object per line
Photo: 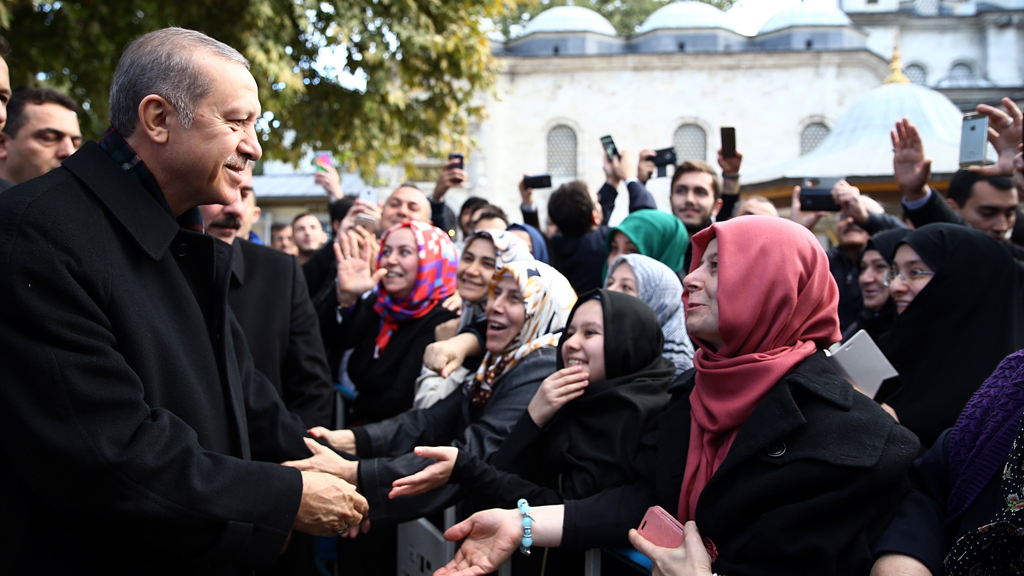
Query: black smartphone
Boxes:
[
  {"xmin": 800, "ymin": 177, "xmax": 843, "ymax": 212},
  {"xmin": 522, "ymin": 174, "xmax": 552, "ymax": 189},
  {"xmin": 448, "ymin": 152, "xmax": 464, "ymax": 170},
  {"xmin": 652, "ymin": 147, "xmax": 677, "ymax": 167},
  {"xmin": 721, "ymin": 127, "xmax": 737, "ymax": 158},
  {"xmin": 600, "ymin": 135, "xmax": 619, "ymax": 162}
]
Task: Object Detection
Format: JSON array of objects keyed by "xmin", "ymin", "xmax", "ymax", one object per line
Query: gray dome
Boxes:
[
  {"xmin": 758, "ymin": 4, "xmax": 854, "ymax": 35},
  {"xmin": 637, "ymin": 1, "xmax": 735, "ymax": 34},
  {"xmin": 522, "ymin": 5, "xmax": 618, "ymax": 37}
]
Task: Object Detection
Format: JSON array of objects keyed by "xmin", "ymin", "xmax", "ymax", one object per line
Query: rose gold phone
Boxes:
[{"xmin": 637, "ymin": 506, "xmax": 685, "ymax": 549}]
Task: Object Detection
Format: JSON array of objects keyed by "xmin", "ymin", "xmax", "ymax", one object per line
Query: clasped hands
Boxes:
[{"xmin": 283, "ymin": 431, "xmax": 368, "ymax": 538}]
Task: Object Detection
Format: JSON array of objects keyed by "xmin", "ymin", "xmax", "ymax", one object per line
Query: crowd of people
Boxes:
[{"xmin": 1, "ymin": 25, "xmax": 1024, "ymax": 576}]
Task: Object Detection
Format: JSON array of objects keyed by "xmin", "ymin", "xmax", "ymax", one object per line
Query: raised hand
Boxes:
[
  {"xmin": 339, "ymin": 199, "xmax": 383, "ymax": 234},
  {"xmin": 435, "ymin": 158, "xmax": 469, "ymax": 200},
  {"xmin": 292, "ymin": 470, "xmax": 368, "ymax": 537},
  {"xmin": 335, "ymin": 230, "xmax": 387, "ymax": 305},
  {"xmin": 970, "ymin": 97, "xmax": 1023, "ymax": 178},
  {"xmin": 891, "ymin": 118, "xmax": 932, "ymax": 200},
  {"xmin": 628, "ymin": 521, "xmax": 714, "ymax": 576},
  {"xmin": 831, "ymin": 180, "xmax": 869, "ymax": 223},
  {"xmin": 527, "ymin": 366, "xmax": 589, "ymax": 427},
  {"xmin": 389, "ymin": 446, "xmax": 459, "ymax": 499},
  {"xmin": 638, "ymin": 149, "xmax": 656, "ymax": 184},
  {"xmin": 314, "ymin": 163, "xmax": 343, "ymax": 201},
  {"xmin": 519, "ymin": 173, "xmax": 535, "ymax": 208},
  {"xmin": 434, "ymin": 509, "xmax": 523, "ymax": 576},
  {"xmin": 307, "ymin": 427, "xmax": 357, "ymax": 455},
  {"xmin": 717, "ymin": 148, "xmax": 743, "ymax": 176}
]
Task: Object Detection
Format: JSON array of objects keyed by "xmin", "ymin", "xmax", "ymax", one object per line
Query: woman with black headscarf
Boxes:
[
  {"xmin": 841, "ymin": 228, "xmax": 911, "ymax": 342},
  {"xmin": 387, "ymin": 290, "xmax": 674, "ymax": 573},
  {"xmin": 878, "ymin": 223, "xmax": 1024, "ymax": 449}
]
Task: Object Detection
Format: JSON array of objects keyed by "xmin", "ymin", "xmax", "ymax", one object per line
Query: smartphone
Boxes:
[
  {"xmin": 800, "ymin": 177, "xmax": 843, "ymax": 212},
  {"xmin": 721, "ymin": 127, "xmax": 737, "ymax": 158},
  {"xmin": 600, "ymin": 135, "xmax": 619, "ymax": 162},
  {"xmin": 448, "ymin": 152, "xmax": 464, "ymax": 170},
  {"xmin": 960, "ymin": 113, "xmax": 989, "ymax": 167},
  {"xmin": 652, "ymin": 147, "xmax": 677, "ymax": 167},
  {"xmin": 637, "ymin": 506, "xmax": 685, "ymax": 549},
  {"xmin": 313, "ymin": 151, "xmax": 334, "ymax": 173},
  {"xmin": 522, "ymin": 174, "xmax": 552, "ymax": 189},
  {"xmin": 359, "ymin": 188, "xmax": 379, "ymax": 205}
]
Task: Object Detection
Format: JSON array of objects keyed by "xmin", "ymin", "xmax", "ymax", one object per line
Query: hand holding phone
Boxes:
[
  {"xmin": 799, "ymin": 177, "xmax": 843, "ymax": 212},
  {"xmin": 522, "ymin": 174, "xmax": 552, "ymax": 189},
  {"xmin": 721, "ymin": 127, "xmax": 737, "ymax": 159},
  {"xmin": 600, "ymin": 135, "xmax": 619, "ymax": 162},
  {"xmin": 637, "ymin": 506, "xmax": 685, "ymax": 549},
  {"xmin": 313, "ymin": 151, "xmax": 334, "ymax": 173},
  {"xmin": 960, "ymin": 113, "xmax": 989, "ymax": 167}
]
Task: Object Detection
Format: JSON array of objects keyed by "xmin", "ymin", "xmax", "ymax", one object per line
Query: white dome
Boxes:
[
  {"xmin": 745, "ymin": 83, "xmax": 964, "ymax": 184},
  {"xmin": 637, "ymin": 1, "xmax": 734, "ymax": 34},
  {"xmin": 522, "ymin": 5, "xmax": 618, "ymax": 37},
  {"xmin": 758, "ymin": 5, "xmax": 854, "ymax": 35}
]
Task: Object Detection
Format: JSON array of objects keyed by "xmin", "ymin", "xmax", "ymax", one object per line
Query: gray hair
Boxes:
[{"xmin": 108, "ymin": 27, "xmax": 249, "ymax": 137}]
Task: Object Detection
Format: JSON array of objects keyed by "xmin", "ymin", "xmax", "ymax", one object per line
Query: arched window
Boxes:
[
  {"xmin": 950, "ymin": 62, "xmax": 974, "ymax": 81},
  {"xmin": 800, "ymin": 123, "xmax": 830, "ymax": 156},
  {"xmin": 674, "ymin": 124, "xmax": 706, "ymax": 163},
  {"xmin": 547, "ymin": 125, "xmax": 577, "ymax": 178},
  {"xmin": 905, "ymin": 64, "xmax": 927, "ymax": 85}
]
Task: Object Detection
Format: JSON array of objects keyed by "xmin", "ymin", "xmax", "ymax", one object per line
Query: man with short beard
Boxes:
[{"xmin": 292, "ymin": 212, "xmax": 326, "ymax": 265}]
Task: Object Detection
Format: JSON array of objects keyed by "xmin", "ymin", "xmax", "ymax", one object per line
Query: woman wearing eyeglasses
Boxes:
[{"xmin": 877, "ymin": 223, "xmax": 1024, "ymax": 449}]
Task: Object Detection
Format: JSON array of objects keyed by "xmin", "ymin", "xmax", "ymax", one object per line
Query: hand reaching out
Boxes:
[
  {"xmin": 292, "ymin": 470, "xmax": 368, "ymax": 537},
  {"xmin": 389, "ymin": 446, "xmax": 459, "ymax": 499},
  {"xmin": 307, "ymin": 427, "xmax": 357, "ymax": 455},
  {"xmin": 434, "ymin": 509, "xmax": 523, "ymax": 576},
  {"xmin": 527, "ymin": 366, "xmax": 589, "ymax": 428},
  {"xmin": 891, "ymin": 118, "xmax": 932, "ymax": 200},
  {"xmin": 282, "ymin": 438, "xmax": 357, "ymax": 484}
]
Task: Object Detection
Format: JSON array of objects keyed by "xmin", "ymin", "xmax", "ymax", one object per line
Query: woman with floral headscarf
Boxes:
[
  {"xmin": 413, "ymin": 229, "xmax": 534, "ymax": 409},
  {"xmin": 293, "ymin": 261, "xmax": 577, "ymax": 528},
  {"xmin": 432, "ymin": 217, "xmax": 919, "ymax": 576},
  {"xmin": 332, "ymin": 220, "xmax": 458, "ymax": 424}
]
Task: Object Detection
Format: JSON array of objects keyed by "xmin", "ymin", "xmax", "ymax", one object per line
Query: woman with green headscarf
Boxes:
[{"xmin": 605, "ymin": 208, "xmax": 690, "ymax": 282}]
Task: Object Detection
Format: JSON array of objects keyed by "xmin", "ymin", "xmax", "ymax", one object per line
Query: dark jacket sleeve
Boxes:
[
  {"xmin": 0, "ymin": 214, "xmax": 302, "ymax": 567},
  {"xmin": 281, "ymin": 256, "xmax": 337, "ymax": 428},
  {"xmin": 625, "ymin": 180, "xmax": 657, "ymax": 212},
  {"xmin": 905, "ymin": 187, "xmax": 965, "ymax": 229},
  {"xmin": 352, "ymin": 387, "xmax": 465, "ymax": 458},
  {"xmin": 355, "ymin": 349, "xmax": 553, "ymax": 525},
  {"xmin": 522, "ymin": 207, "xmax": 541, "ymax": 230},
  {"xmin": 489, "ymin": 410, "xmax": 545, "ymax": 476},
  {"xmin": 862, "ymin": 210, "xmax": 909, "ymax": 235},
  {"xmin": 717, "ymin": 193, "xmax": 739, "ymax": 222},
  {"xmin": 872, "ymin": 429, "xmax": 952, "ymax": 576},
  {"xmin": 598, "ymin": 183, "xmax": 617, "ymax": 227},
  {"xmin": 302, "ymin": 242, "xmax": 337, "ymax": 299},
  {"xmin": 449, "ymin": 449, "xmax": 564, "ymax": 509}
]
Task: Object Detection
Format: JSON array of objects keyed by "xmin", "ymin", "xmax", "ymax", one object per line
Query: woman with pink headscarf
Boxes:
[{"xmin": 433, "ymin": 217, "xmax": 918, "ymax": 576}]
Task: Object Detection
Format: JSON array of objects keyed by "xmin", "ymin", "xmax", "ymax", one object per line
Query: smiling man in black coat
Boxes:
[{"xmin": 0, "ymin": 28, "xmax": 365, "ymax": 575}]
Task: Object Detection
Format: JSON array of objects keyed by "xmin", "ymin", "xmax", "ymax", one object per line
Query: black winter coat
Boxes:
[
  {"xmin": 0, "ymin": 143, "xmax": 311, "ymax": 575},
  {"xmin": 229, "ymin": 238, "xmax": 336, "ymax": 428},
  {"xmin": 562, "ymin": 352, "xmax": 919, "ymax": 576}
]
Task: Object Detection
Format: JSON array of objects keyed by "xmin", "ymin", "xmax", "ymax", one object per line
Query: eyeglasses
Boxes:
[{"xmin": 882, "ymin": 269, "xmax": 935, "ymax": 288}]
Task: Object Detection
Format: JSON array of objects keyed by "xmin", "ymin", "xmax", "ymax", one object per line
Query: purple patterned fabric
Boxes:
[{"xmin": 947, "ymin": 348, "xmax": 1024, "ymax": 523}]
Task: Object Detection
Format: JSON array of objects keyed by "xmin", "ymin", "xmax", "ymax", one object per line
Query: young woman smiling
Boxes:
[
  {"xmin": 290, "ymin": 261, "xmax": 577, "ymax": 529},
  {"xmin": 388, "ymin": 290, "xmax": 675, "ymax": 575},
  {"xmin": 413, "ymin": 230, "xmax": 534, "ymax": 409},
  {"xmin": 431, "ymin": 217, "xmax": 918, "ymax": 576},
  {"xmin": 332, "ymin": 220, "xmax": 458, "ymax": 424},
  {"xmin": 606, "ymin": 254, "xmax": 695, "ymax": 375},
  {"xmin": 841, "ymin": 228, "xmax": 910, "ymax": 342}
]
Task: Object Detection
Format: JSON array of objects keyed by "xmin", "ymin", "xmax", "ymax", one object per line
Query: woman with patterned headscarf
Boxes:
[
  {"xmin": 299, "ymin": 261, "xmax": 577, "ymax": 527},
  {"xmin": 606, "ymin": 253, "xmax": 695, "ymax": 375},
  {"xmin": 413, "ymin": 229, "xmax": 534, "ymax": 409},
  {"xmin": 332, "ymin": 220, "xmax": 458, "ymax": 424}
]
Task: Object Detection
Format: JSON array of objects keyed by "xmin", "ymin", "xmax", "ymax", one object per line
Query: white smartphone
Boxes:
[
  {"xmin": 359, "ymin": 188, "xmax": 379, "ymax": 205},
  {"xmin": 959, "ymin": 113, "xmax": 989, "ymax": 167}
]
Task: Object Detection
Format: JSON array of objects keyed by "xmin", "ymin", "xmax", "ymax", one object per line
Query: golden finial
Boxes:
[{"xmin": 885, "ymin": 29, "xmax": 910, "ymax": 84}]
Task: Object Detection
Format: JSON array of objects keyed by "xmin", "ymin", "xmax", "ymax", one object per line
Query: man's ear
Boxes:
[
  {"xmin": 252, "ymin": 206, "xmax": 262, "ymax": 223},
  {"xmin": 591, "ymin": 209, "xmax": 602, "ymax": 228},
  {"xmin": 710, "ymin": 197, "xmax": 724, "ymax": 218},
  {"xmin": 945, "ymin": 197, "xmax": 963, "ymax": 215},
  {"xmin": 136, "ymin": 95, "xmax": 173, "ymax": 145}
]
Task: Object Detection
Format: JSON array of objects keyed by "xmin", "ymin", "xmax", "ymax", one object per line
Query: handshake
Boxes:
[{"xmin": 286, "ymin": 436, "xmax": 369, "ymax": 538}]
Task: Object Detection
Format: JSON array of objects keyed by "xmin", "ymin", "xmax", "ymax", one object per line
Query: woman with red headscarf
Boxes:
[
  {"xmin": 333, "ymin": 220, "xmax": 459, "ymax": 424},
  {"xmin": 433, "ymin": 217, "xmax": 919, "ymax": 576}
]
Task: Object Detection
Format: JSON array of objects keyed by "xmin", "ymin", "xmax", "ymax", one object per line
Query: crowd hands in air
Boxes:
[{"xmin": 3, "ymin": 24, "xmax": 1024, "ymax": 576}]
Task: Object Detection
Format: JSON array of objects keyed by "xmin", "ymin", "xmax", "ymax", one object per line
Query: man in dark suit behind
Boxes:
[
  {"xmin": 0, "ymin": 27, "xmax": 365, "ymax": 574},
  {"xmin": 199, "ymin": 165, "xmax": 337, "ymax": 429}
]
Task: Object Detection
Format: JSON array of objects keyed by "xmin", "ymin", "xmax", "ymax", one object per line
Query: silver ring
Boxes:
[{"xmin": 1007, "ymin": 119, "xmax": 1015, "ymax": 129}]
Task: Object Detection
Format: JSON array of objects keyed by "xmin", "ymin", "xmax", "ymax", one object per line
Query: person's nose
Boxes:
[
  {"xmin": 239, "ymin": 125, "xmax": 262, "ymax": 163},
  {"xmin": 56, "ymin": 136, "xmax": 76, "ymax": 160}
]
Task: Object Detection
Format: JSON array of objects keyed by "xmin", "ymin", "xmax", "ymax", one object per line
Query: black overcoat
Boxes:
[
  {"xmin": 562, "ymin": 352, "xmax": 920, "ymax": 576},
  {"xmin": 0, "ymin": 142, "xmax": 311, "ymax": 574},
  {"xmin": 229, "ymin": 238, "xmax": 336, "ymax": 429}
]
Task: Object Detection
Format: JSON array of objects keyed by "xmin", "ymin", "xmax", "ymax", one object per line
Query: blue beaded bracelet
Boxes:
[{"xmin": 517, "ymin": 498, "xmax": 534, "ymax": 556}]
